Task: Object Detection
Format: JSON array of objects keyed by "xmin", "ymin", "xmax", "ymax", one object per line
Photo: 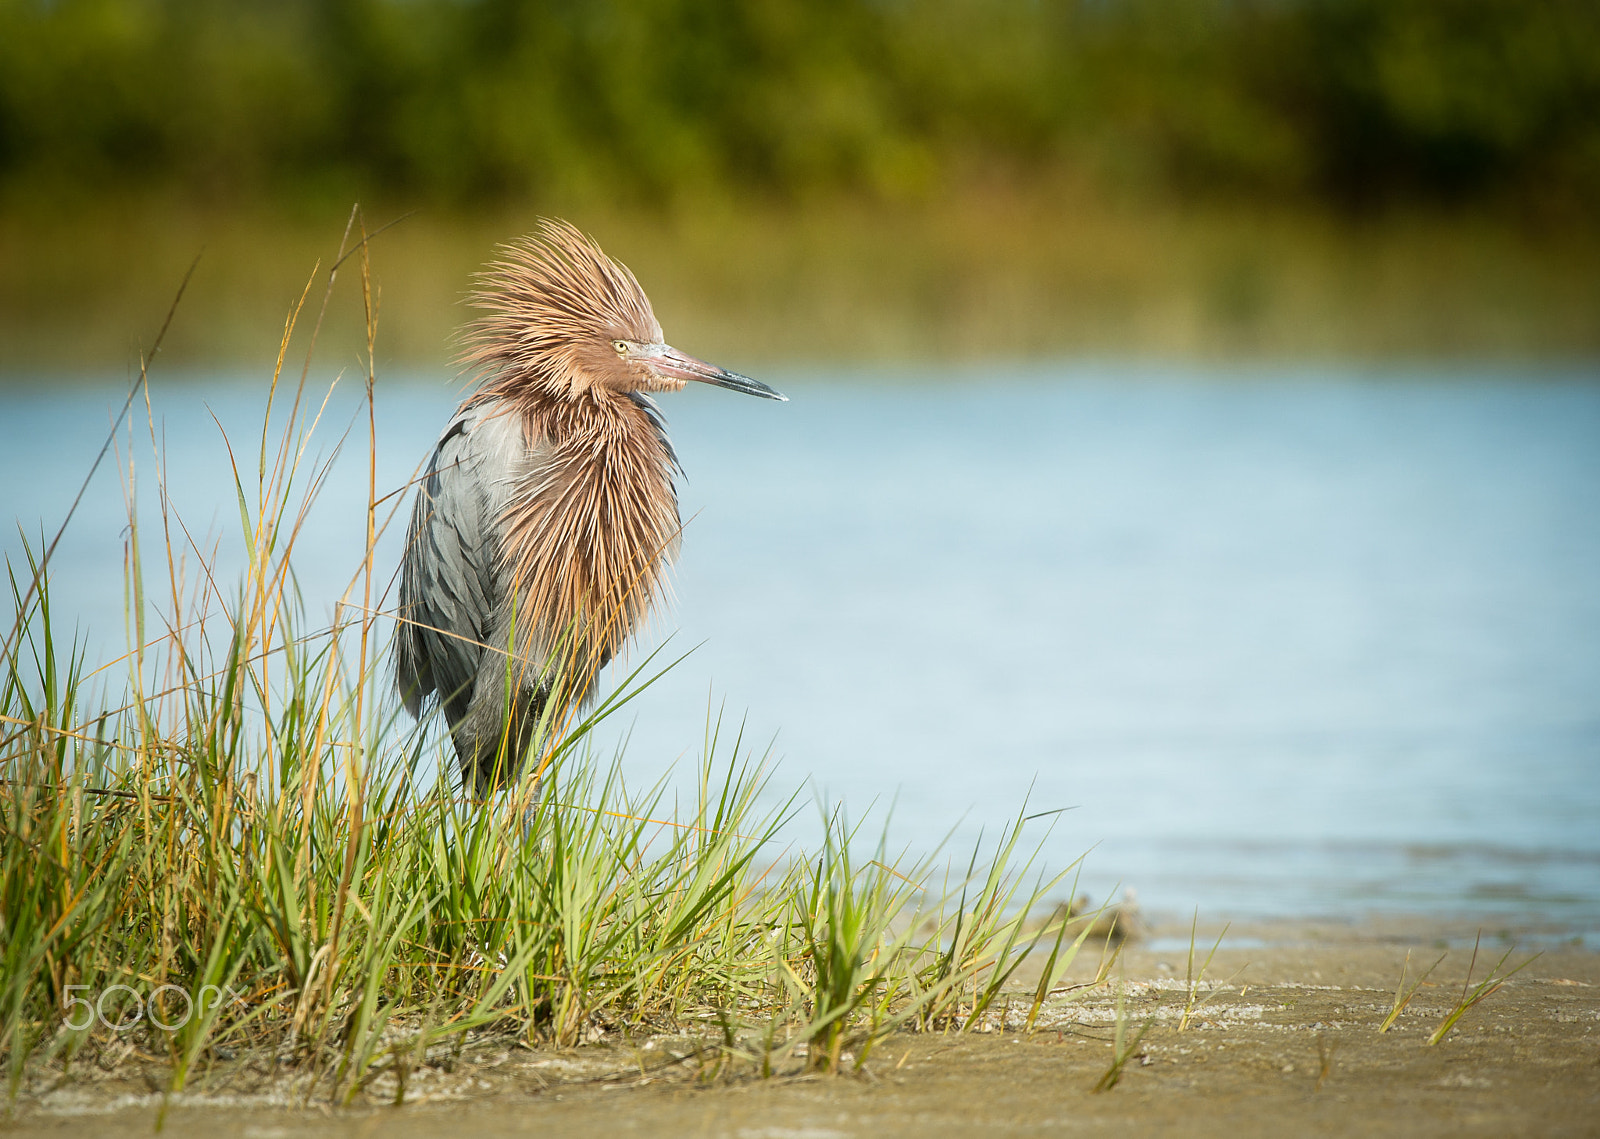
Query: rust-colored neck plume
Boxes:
[
  {"xmin": 497, "ymin": 391, "xmax": 680, "ymax": 702},
  {"xmin": 461, "ymin": 221, "xmax": 681, "ymax": 707}
]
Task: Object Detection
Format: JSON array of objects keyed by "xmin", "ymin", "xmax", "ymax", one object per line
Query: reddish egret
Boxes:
[{"xmin": 397, "ymin": 219, "xmax": 786, "ymax": 790}]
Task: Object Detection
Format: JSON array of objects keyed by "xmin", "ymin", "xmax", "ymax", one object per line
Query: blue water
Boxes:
[{"xmin": 3, "ymin": 365, "xmax": 1598, "ymax": 925}]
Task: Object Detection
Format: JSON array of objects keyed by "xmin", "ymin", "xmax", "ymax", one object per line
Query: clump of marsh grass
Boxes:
[
  {"xmin": 1426, "ymin": 934, "xmax": 1541, "ymax": 1047},
  {"xmin": 0, "ymin": 217, "xmax": 1097, "ymax": 1106},
  {"xmin": 695, "ymin": 806, "xmax": 1101, "ymax": 1078},
  {"xmin": 1377, "ymin": 948, "xmax": 1447, "ymax": 1033},
  {"xmin": 767, "ymin": 812, "xmax": 928, "ymax": 1073},
  {"xmin": 1175, "ymin": 909, "xmax": 1245, "ymax": 1032},
  {"xmin": 1374, "ymin": 935, "xmax": 1540, "ymax": 1044},
  {"xmin": 1023, "ymin": 890, "xmax": 1121, "ymax": 1032},
  {"xmin": 901, "ymin": 809, "xmax": 1103, "ymax": 1039}
]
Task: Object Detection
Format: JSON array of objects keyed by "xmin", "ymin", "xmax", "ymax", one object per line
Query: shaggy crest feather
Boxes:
[{"xmin": 462, "ymin": 218, "xmax": 662, "ymax": 388}]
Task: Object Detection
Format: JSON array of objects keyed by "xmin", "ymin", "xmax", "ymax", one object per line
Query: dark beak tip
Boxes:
[{"xmin": 712, "ymin": 369, "xmax": 788, "ymax": 403}]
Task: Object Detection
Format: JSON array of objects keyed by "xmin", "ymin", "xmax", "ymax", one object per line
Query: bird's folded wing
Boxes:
[{"xmin": 397, "ymin": 402, "xmax": 532, "ymax": 719}]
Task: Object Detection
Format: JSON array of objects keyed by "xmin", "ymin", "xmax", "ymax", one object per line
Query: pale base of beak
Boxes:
[{"xmin": 649, "ymin": 345, "xmax": 788, "ymax": 401}]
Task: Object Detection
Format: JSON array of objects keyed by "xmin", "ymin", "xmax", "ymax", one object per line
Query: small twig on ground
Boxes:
[{"xmin": 1314, "ymin": 1032, "xmax": 1335, "ymax": 1091}]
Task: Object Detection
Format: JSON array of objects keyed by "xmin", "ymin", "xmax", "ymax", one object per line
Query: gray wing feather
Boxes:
[{"xmin": 397, "ymin": 402, "xmax": 531, "ymax": 722}]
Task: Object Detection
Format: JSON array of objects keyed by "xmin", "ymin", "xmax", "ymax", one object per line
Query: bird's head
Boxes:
[{"xmin": 465, "ymin": 219, "xmax": 786, "ymax": 404}]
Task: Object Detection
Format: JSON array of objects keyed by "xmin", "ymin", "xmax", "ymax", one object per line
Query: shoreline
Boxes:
[
  {"xmin": 5, "ymin": 195, "xmax": 1599, "ymax": 370},
  {"xmin": 10, "ymin": 912, "xmax": 1596, "ymax": 1137}
]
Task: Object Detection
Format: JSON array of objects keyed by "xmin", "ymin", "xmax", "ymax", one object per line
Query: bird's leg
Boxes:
[
  {"xmin": 455, "ymin": 609, "xmax": 532, "ymax": 792},
  {"xmin": 453, "ymin": 680, "xmax": 549, "ymax": 794}
]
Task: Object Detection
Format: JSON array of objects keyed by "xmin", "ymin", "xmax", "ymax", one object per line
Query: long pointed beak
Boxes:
[{"xmin": 651, "ymin": 345, "xmax": 788, "ymax": 401}]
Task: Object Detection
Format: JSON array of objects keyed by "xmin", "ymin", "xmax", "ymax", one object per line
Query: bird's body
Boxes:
[{"xmin": 397, "ymin": 220, "xmax": 784, "ymax": 791}]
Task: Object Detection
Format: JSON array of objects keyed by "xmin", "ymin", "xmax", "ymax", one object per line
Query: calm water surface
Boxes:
[{"xmin": 4, "ymin": 365, "xmax": 1598, "ymax": 927}]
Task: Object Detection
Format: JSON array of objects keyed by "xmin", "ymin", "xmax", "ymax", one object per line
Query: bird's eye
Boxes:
[{"xmin": 612, "ymin": 340, "xmax": 629, "ymax": 355}]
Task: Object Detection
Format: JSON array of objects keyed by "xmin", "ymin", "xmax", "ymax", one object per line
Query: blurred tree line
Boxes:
[{"xmin": 2, "ymin": 0, "xmax": 1598, "ymax": 219}]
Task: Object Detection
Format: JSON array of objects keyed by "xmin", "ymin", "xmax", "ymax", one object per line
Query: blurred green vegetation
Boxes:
[
  {"xmin": 1, "ymin": 0, "xmax": 1598, "ymax": 365},
  {"xmin": 4, "ymin": 0, "xmax": 1599, "ymax": 213}
]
